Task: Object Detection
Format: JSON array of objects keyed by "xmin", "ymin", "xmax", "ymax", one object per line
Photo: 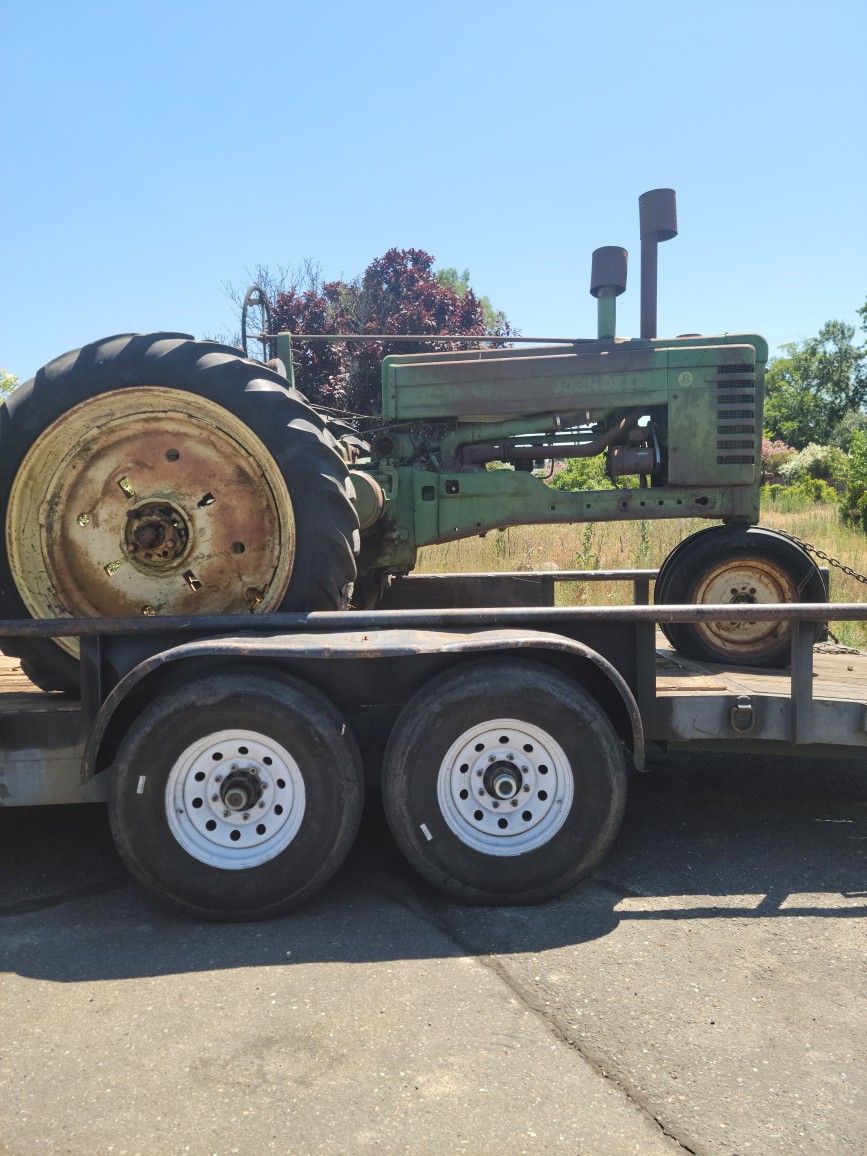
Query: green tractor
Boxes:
[{"xmin": 0, "ymin": 189, "xmax": 825, "ymax": 691}]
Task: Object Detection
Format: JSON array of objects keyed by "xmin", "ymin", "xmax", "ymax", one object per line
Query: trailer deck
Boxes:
[{"xmin": 1, "ymin": 633, "xmax": 864, "ymax": 809}]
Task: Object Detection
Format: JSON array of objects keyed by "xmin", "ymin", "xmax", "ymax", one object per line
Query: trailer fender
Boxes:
[{"xmin": 84, "ymin": 627, "xmax": 645, "ymax": 785}]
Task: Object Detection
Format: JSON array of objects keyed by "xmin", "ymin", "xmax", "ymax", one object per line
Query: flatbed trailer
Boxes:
[{"xmin": 1, "ymin": 570, "xmax": 864, "ymax": 919}]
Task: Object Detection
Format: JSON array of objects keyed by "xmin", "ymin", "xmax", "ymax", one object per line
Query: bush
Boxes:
[
  {"xmin": 794, "ymin": 477, "xmax": 837, "ymax": 503},
  {"xmin": 779, "ymin": 442, "xmax": 848, "ymax": 487},
  {"xmin": 839, "ymin": 430, "xmax": 867, "ymax": 533},
  {"xmin": 546, "ymin": 453, "xmax": 639, "ymax": 492},
  {"xmin": 761, "ymin": 436, "xmax": 796, "ymax": 478},
  {"xmin": 763, "ymin": 478, "xmax": 836, "ymax": 512}
]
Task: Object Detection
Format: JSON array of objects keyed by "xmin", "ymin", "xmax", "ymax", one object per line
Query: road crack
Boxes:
[{"xmin": 364, "ymin": 874, "xmax": 699, "ymax": 1155}]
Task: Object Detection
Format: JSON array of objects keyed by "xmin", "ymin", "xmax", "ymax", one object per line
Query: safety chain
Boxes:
[
  {"xmin": 773, "ymin": 529, "xmax": 867, "ymax": 586},
  {"xmin": 772, "ymin": 529, "xmax": 867, "ymax": 647}
]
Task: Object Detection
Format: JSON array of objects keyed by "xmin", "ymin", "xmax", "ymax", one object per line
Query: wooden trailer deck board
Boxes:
[
  {"xmin": 655, "ymin": 644, "xmax": 867, "ymax": 704},
  {"xmin": 0, "ymin": 649, "xmax": 865, "ymax": 708},
  {"xmin": 0, "ymin": 655, "xmax": 83, "ymax": 713}
]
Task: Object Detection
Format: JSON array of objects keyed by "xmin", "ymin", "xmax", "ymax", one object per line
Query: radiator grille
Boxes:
[
  {"xmin": 716, "ymin": 362, "xmax": 756, "ymax": 466},
  {"xmin": 718, "ymin": 392, "xmax": 755, "ymax": 404}
]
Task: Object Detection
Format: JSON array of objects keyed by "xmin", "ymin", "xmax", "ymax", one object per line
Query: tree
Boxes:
[
  {"xmin": 262, "ymin": 249, "xmax": 513, "ymax": 416},
  {"xmin": 840, "ymin": 429, "xmax": 867, "ymax": 533},
  {"xmin": 0, "ymin": 369, "xmax": 17, "ymax": 399},
  {"xmin": 764, "ymin": 313, "xmax": 867, "ymax": 449}
]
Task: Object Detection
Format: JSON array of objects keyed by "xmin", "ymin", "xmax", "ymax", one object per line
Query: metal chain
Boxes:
[
  {"xmin": 772, "ymin": 529, "xmax": 867, "ymax": 647},
  {"xmin": 773, "ymin": 529, "xmax": 867, "ymax": 586}
]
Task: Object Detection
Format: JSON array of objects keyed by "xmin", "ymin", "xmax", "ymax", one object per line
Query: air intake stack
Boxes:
[{"xmin": 589, "ymin": 246, "xmax": 628, "ymax": 340}]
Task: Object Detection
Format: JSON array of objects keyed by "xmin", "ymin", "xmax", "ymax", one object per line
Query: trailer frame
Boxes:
[{"xmin": 0, "ymin": 569, "xmax": 864, "ymax": 813}]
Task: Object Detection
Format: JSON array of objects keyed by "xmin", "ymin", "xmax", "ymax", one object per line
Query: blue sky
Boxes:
[{"xmin": 2, "ymin": 0, "xmax": 865, "ymax": 381}]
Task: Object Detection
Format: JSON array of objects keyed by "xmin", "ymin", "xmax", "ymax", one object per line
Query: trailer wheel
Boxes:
[
  {"xmin": 108, "ymin": 669, "xmax": 364, "ymax": 920},
  {"xmin": 382, "ymin": 659, "xmax": 627, "ymax": 905},
  {"xmin": 0, "ymin": 333, "xmax": 359, "ymax": 691},
  {"xmin": 655, "ymin": 526, "xmax": 826, "ymax": 667}
]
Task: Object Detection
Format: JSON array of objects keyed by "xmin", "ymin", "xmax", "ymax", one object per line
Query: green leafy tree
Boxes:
[
  {"xmin": 764, "ymin": 315, "xmax": 867, "ymax": 449},
  {"xmin": 0, "ymin": 369, "xmax": 17, "ymax": 399},
  {"xmin": 434, "ymin": 267, "xmax": 510, "ymax": 334},
  {"xmin": 840, "ymin": 429, "xmax": 867, "ymax": 532}
]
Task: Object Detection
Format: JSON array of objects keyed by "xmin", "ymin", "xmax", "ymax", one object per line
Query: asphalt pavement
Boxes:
[{"xmin": 1, "ymin": 753, "xmax": 864, "ymax": 1155}]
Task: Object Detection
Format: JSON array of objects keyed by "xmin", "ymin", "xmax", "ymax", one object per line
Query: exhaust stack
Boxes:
[{"xmin": 638, "ymin": 188, "xmax": 677, "ymax": 339}]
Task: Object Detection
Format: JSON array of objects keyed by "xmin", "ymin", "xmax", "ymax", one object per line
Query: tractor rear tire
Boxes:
[
  {"xmin": 0, "ymin": 333, "xmax": 359, "ymax": 692},
  {"xmin": 654, "ymin": 526, "xmax": 826, "ymax": 668}
]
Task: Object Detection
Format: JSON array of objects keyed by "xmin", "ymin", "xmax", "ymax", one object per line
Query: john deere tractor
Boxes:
[{"xmin": 0, "ymin": 189, "xmax": 825, "ymax": 691}]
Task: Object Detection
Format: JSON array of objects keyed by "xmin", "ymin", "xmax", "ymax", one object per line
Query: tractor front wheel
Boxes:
[{"xmin": 655, "ymin": 526, "xmax": 826, "ymax": 668}]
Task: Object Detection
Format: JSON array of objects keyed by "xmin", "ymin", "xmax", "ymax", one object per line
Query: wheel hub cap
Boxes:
[
  {"xmin": 485, "ymin": 763, "xmax": 522, "ymax": 799},
  {"xmin": 220, "ymin": 768, "xmax": 263, "ymax": 812},
  {"xmin": 124, "ymin": 502, "xmax": 191, "ymax": 569}
]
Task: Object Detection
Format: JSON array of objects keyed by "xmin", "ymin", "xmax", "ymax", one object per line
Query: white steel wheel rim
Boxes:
[
  {"xmin": 692, "ymin": 555, "xmax": 798, "ymax": 658},
  {"xmin": 437, "ymin": 718, "xmax": 574, "ymax": 856},
  {"xmin": 165, "ymin": 728, "xmax": 305, "ymax": 870}
]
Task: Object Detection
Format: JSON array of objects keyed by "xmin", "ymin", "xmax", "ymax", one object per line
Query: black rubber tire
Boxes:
[
  {"xmin": 108, "ymin": 669, "xmax": 364, "ymax": 920},
  {"xmin": 654, "ymin": 525, "xmax": 730, "ymax": 652},
  {"xmin": 382, "ymin": 659, "xmax": 627, "ymax": 905},
  {"xmin": 0, "ymin": 333, "xmax": 360, "ymax": 691},
  {"xmin": 322, "ymin": 416, "xmax": 370, "ymax": 459},
  {"xmin": 655, "ymin": 526, "xmax": 826, "ymax": 667}
]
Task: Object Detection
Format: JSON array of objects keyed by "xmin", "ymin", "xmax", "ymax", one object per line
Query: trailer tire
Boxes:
[
  {"xmin": 0, "ymin": 333, "xmax": 359, "ymax": 692},
  {"xmin": 382, "ymin": 659, "xmax": 627, "ymax": 905},
  {"xmin": 108, "ymin": 669, "xmax": 364, "ymax": 920},
  {"xmin": 655, "ymin": 525, "xmax": 826, "ymax": 667}
]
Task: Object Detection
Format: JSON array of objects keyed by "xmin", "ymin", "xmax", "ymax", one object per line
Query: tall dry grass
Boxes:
[{"xmin": 417, "ymin": 504, "xmax": 867, "ymax": 648}]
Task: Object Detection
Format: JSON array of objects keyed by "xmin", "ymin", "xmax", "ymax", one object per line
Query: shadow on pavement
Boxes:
[{"xmin": 1, "ymin": 752, "xmax": 864, "ymax": 982}]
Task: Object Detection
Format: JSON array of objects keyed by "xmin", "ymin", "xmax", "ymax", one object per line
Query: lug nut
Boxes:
[
  {"xmin": 488, "ymin": 754, "xmax": 496, "ymax": 762},
  {"xmin": 258, "ymin": 801, "xmax": 266, "ymax": 808},
  {"xmin": 215, "ymin": 775, "xmax": 223, "ymax": 783},
  {"xmin": 211, "ymin": 794, "xmax": 218, "ymax": 802},
  {"xmin": 242, "ymin": 813, "xmax": 249, "ymax": 821},
  {"xmin": 523, "ymin": 784, "xmax": 530, "ymax": 792},
  {"xmin": 223, "ymin": 810, "xmax": 230, "ymax": 818}
]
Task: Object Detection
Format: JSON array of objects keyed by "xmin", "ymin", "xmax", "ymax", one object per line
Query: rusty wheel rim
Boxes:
[
  {"xmin": 7, "ymin": 387, "xmax": 294, "ymax": 656},
  {"xmin": 691, "ymin": 554, "xmax": 799, "ymax": 662}
]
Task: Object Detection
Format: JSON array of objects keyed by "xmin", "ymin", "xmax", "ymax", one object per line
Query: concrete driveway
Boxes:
[{"xmin": 1, "ymin": 753, "xmax": 864, "ymax": 1155}]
